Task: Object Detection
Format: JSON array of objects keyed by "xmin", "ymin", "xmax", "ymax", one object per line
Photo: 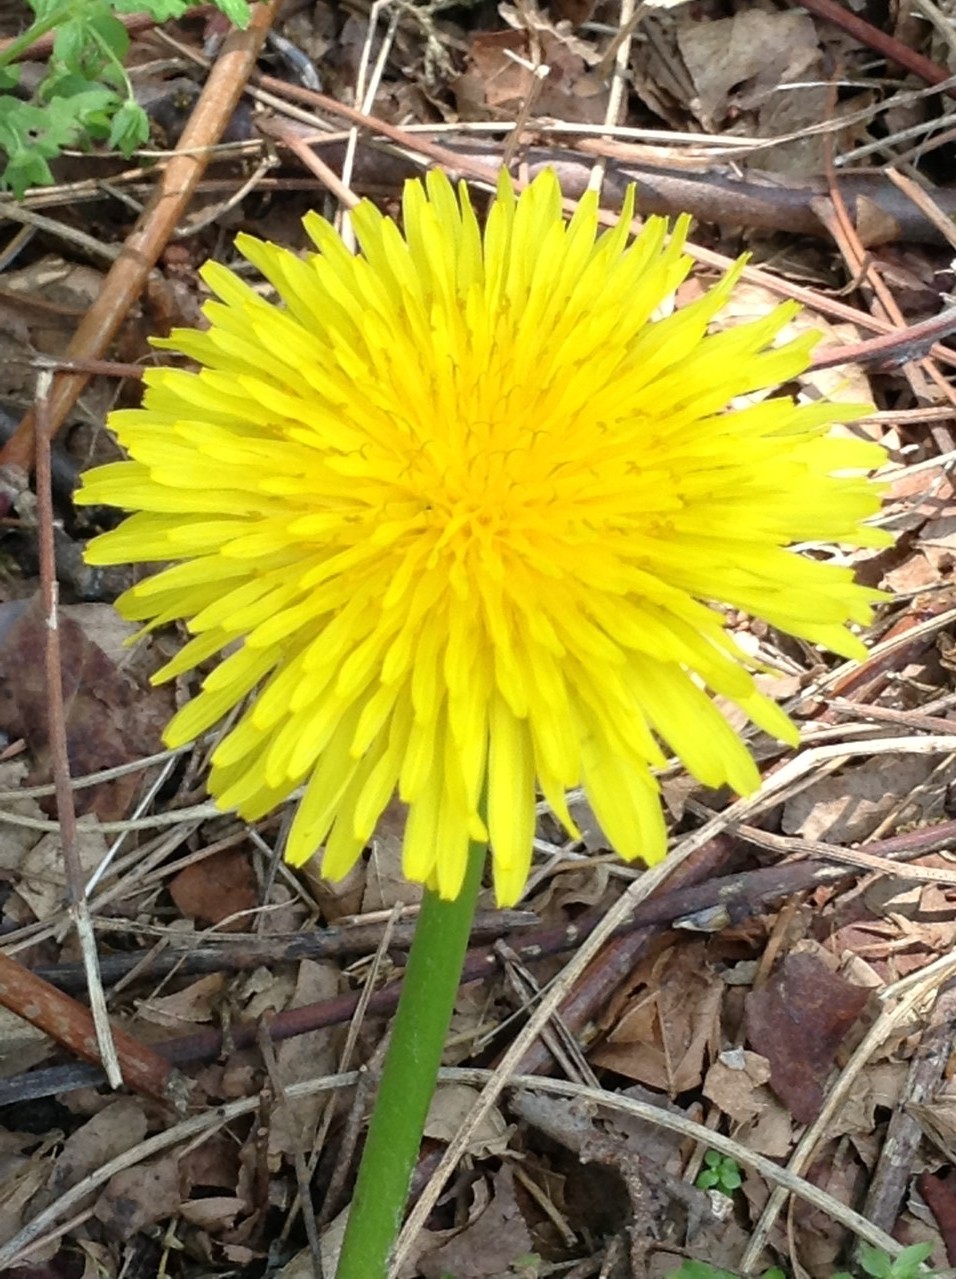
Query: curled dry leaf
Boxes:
[
  {"xmin": 267, "ymin": 959, "xmax": 341, "ymax": 1158},
  {"xmin": 703, "ymin": 1049, "xmax": 773, "ymax": 1125},
  {"xmin": 42, "ymin": 1099, "xmax": 149, "ymax": 1209},
  {"xmin": 424, "ymin": 1083, "xmax": 510, "ymax": 1158},
  {"xmin": 591, "ymin": 942, "xmax": 723, "ymax": 1093},
  {"xmin": 454, "ymin": 28, "xmax": 609, "ymax": 124},
  {"xmin": 677, "ymin": 9, "xmax": 820, "ymax": 131},
  {"xmin": 781, "ymin": 752, "xmax": 944, "ymax": 843},
  {"xmin": 135, "ymin": 973, "xmax": 228, "ymax": 1030},
  {"xmin": 14, "ymin": 817, "xmax": 107, "ymax": 921}
]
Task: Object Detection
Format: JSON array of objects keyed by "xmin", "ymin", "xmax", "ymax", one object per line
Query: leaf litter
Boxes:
[{"xmin": 3, "ymin": 0, "xmax": 956, "ymax": 1274}]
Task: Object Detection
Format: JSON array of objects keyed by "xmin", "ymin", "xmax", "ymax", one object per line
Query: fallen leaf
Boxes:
[
  {"xmin": 93, "ymin": 1155, "xmax": 180, "ymax": 1239},
  {"xmin": 744, "ymin": 951, "xmax": 870, "ymax": 1123},
  {"xmin": 0, "ymin": 757, "xmax": 48, "ymax": 874},
  {"xmin": 592, "ymin": 942, "xmax": 722, "ymax": 1093},
  {"xmin": 135, "ymin": 973, "xmax": 227, "ymax": 1029},
  {"xmin": 918, "ymin": 1170, "xmax": 956, "ymax": 1263},
  {"xmin": 454, "ymin": 28, "xmax": 609, "ymax": 124},
  {"xmin": 177, "ymin": 1194, "xmax": 246, "ymax": 1229},
  {"xmin": 168, "ymin": 850, "xmax": 258, "ymax": 930},
  {"xmin": 0, "ymin": 1139, "xmax": 52, "ymax": 1247},
  {"xmin": 14, "ymin": 817, "xmax": 107, "ymax": 922},
  {"xmin": 703, "ymin": 1050, "xmax": 773, "ymax": 1124},
  {"xmin": 911, "ymin": 1094, "xmax": 956, "ymax": 1162},
  {"xmin": 268, "ymin": 959, "xmax": 341, "ymax": 1157},
  {"xmin": 0, "ymin": 596, "xmax": 170, "ymax": 822},
  {"xmin": 678, "ymin": 10, "xmax": 820, "ymax": 130},
  {"xmin": 0, "ymin": 1002, "xmax": 53, "ymax": 1078},
  {"xmin": 417, "ymin": 1164, "xmax": 533, "ymax": 1279},
  {"xmin": 733, "ymin": 1092, "xmax": 794, "ymax": 1159},
  {"xmin": 781, "ymin": 753, "xmax": 941, "ymax": 843},
  {"xmin": 424, "ymin": 1084, "xmax": 510, "ymax": 1158},
  {"xmin": 46, "ymin": 1099, "xmax": 148, "ymax": 1201},
  {"xmin": 362, "ymin": 829, "xmax": 423, "ymax": 912}
]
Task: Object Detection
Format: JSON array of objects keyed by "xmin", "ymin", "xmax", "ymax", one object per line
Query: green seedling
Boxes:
[
  {"xmin": 696, "ymin": 1150, "xmax": 743, "ymax": 1196},
  {"xmin": 0, "ymin": 0, "xmax": 250, "ymax": 197}
]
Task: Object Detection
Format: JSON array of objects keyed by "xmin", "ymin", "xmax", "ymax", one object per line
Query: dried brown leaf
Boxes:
[
  {"xmin": 417, "ymin": 1164, "xmax": 532, "ymax": 1279},
  {"xmin": 135, "ymin": 973, "xmax": 227, "ymax": 1029},
  {"xmin": 93, "ymin": 1155, "xmax": 180, "ymax": 1239},
  {"xmin": 0, "ymin": 597, "xmax": 170, "ymax": 822},
  {"xmin": 424, "ymin": 1084, "xmax": 510, "ymax": 1158},
  {"xmin": 268, "ymin": 959, "xmax": 340, "ymax": 1157},
  {"xmin": 592, "ymin": 942, "xmax": 722, "ymax": 1093},
  {"xmin": 744, "ymin": 951, "xmax": 869, "ymax": 1123},
  {"xmin": 168, "ymin": 850, "xmax": 258, "ymax": 930}
]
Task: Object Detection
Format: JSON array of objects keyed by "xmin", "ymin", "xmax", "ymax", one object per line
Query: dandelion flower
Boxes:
[{"xmin": 77, "ymin": 169, "xmax": 887, "ymax": 906}]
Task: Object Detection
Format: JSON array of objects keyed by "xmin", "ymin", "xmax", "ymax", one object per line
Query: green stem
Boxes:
[
  {"xmin": 0, "ymin": 1, "xmax": 75, "ymax": 71},
  {"xmin": 334, "ymin": 838, "xmax": 486, "ymax": 1279}
]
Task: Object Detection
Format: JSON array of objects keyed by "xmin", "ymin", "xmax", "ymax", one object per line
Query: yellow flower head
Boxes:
[{"xmin": 77, "ymin": 169, "xmax": 887, "ymax": 906}]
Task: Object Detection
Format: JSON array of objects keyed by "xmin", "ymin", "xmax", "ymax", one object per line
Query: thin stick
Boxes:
[
  {"xmin": 589, "ymin": 0, "xmax": 642, "ymax": 194},
  {"xmin": 257, "ymin": 119, "xmax": 360, "ymax": 208},
  {"xmin": 811, "ymin": 305, "xmax": 956, "ymax": 370},
  {"xmin": 884, "ymin": 165, "xmax": 956, "ymax": 251},
  {"xmin": 339, "ymin": 0, "xmax": 400, "ymax": 248},
  {"xmin": 34, "ymin": 371, "xmax": 121, "ymax": 1089}
]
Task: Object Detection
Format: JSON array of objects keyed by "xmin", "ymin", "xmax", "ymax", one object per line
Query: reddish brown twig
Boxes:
[
  {"xmin": 0, "ymin": 0, "xmax": 282, "ymax": 471},
  {"xmin": 796, "ymin": 0, "xmax": 956, "ymax": 100},
  {"xmin": 18, "ymin": 373, "xmax": 183, "ymax": 1104},
  {"xmin": 31, "ymin": 355, "xmax": 147, "ymax": 381},
  {"xmin": 812, "ymin": 307, "xmax": 956, "ymax": 370},
  {"xmin": 0, "ymin": 949, "xmax": 177, "ymax": 1103},
  {"xmin": 257, "ymin": 116, "xmax": 361, "ymax": 209},
  {"xmin": 35, "ymin": 372, "xmax": 122, "ymax": 1087}
]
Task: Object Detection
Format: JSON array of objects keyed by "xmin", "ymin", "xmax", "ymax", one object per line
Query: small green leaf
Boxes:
[
  {"xmin": 108, "ymin": 100, "xmax": 149, "ymax": 154},
  {"xmin": 112, "ymin": 0, "xmax": 192, "ymax": 17},
  {"xmin": 894, "ymin": 1244, "xmax": 934, "ymax": 1269},
  {"xmin": 29, "ymin": 0, "xmax": 77, "ymax": 23},
  {"xmin": 0, "ymin": 145, "xmax": 55, "ymax": 198},
  {"xmin": 0, "ymin": 98, "xmax": 81, "ymax": 158},
  {"xmin": 859, "ymin": 1246, "xmax": 894, "ymax": 1279},
  {"xmin": 665, "ymin": 1263, "xmax": 737, "ymax": 1279},
  {"xmin": 54, "ymin": 85, "xmax": 121, "ymax": 140},
  {"xmin": 211, "ymin": 0, "xmax": 251, "ymax": 28},
  {"xmin": 53, "ymin": 19, "xmax": 92, "ymax": 71},
  {"xmin": 87, "ymin": 5, "xmax": 130, "ymax": 60},
  {"xmin": 888, "ymin": 1243, "xmax": 934, "ymax": 1279}
]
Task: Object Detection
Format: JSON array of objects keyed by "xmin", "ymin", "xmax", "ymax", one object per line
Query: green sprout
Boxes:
[
  {"xmin": 0, "ymin": 0, "xmax": 251, "ymax": 198},
  {"xmin": 696, "ymin": 1149, "xmax": 743, "ymax": 1197}
]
